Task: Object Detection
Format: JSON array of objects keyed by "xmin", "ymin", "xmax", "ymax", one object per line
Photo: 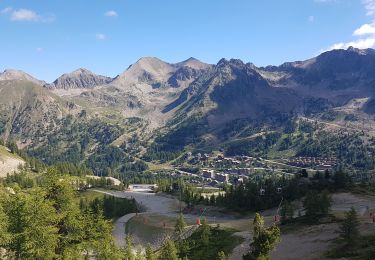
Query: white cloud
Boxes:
[
  {"xmin": 325, "ymin": 38, "xmax": 375, "ymax": 51},
  {"xmin": 11, "ymin": 9, "xmax": 40, "ymax": 21},
  {"xmin": 353, "ymin": 23, "xmax": 375, "ymax": 35},
  {"xmin": 104, "ymin": 10, "xmax": 118, "ymax": 17},
  {"xmin": 363, "ymin": 0, "xmax": 375, "ymax": 16},
  {"xmin": 308, "ymin": 15, "xmax": 315, "ymax": 22},
  {"xmin": 1, "ymin": 8, "xmax": 55, "ymax": 22},
  {"xmin": 96, "ymin": 33, "xmax": 106, "ymax": 40},
  {"xmin": 322, "ymin": 0, "xmax": 375, "ymax": 52}
]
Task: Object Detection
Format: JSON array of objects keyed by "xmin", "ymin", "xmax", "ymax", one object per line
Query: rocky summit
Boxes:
[{"xmin": 45, "ymin": 68, "xmax": 113, "ymax": 89}]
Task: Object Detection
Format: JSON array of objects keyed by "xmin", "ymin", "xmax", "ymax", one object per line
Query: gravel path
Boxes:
[
  {"xmin": 230, "ymin": 231, "xmax": 251, "ymax": 260},
  {"xmin": 112, "ymin": 213, "xmax": 136, "ymax": 247}
]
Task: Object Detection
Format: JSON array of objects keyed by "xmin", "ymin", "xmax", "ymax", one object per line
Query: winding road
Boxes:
[
  {"xmin": 92, "ymin": 189, "xmax": 182, "ymax": 247},
  {"xmin": 92, "ymin": 189, "xmax": 239, "ymax": 247}
]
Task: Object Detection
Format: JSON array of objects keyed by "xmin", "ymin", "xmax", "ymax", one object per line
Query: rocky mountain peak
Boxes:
[
  {"xmin": 177, "ymin": 57, "xmax": 211, "ymax": 70},
  {"xmin": 346, "ymin": 46, "xmax": 375, "ymax": 55},
  {"xmin": 131, "ymin": 57, "xmax": 171, "ymax": 71},
  {"xmin": 48, "ymin": 68, "xmax": 112, "ymax": 89},
  {"xmin": 71, "ymin": 68, "xmax": 92, "ymax": 74},
  {"xmin": 217, "ymin": 58, "xmax": 245, "ymax": 67},
  {"xmin": 112, "ymin": 57, "xmax": 174, "ymax": 87},
  {"xmin": 0, "ymin": 69, "xmax": 45, "ymax": 86}
]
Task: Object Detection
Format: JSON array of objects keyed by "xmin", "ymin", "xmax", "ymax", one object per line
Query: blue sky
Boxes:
[{"xmin": 0, "ymin": 0, "xmax": 372, "ymax": 82}]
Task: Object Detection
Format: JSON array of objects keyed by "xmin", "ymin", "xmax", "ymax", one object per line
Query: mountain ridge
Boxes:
[
  {"xmin": 0, "ymin": 69, "xmax": 46, "ymax": 86},
  {"xmin": 3, "ymin": 47, "xmax": 373, "ymax": 88},
  {"xmin": 1, "ymin": 47, "xmax": 375, "ymax": 139}
]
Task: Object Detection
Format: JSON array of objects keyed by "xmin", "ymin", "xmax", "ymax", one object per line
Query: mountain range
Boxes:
[{"xmin": 1, "ymin": 46, "xmax": 375, "ymax": 163}]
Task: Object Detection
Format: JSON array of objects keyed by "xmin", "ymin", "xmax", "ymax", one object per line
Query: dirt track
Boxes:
[{"xmin": 93, "ymin": 189, "xmax": 375, "ymax": 259}]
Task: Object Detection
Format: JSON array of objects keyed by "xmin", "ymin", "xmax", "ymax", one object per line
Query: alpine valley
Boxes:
[
  {"xmin": 2, "ymin": 46, "xmax": 375, "ymax": 260},
  {"xmin": 1, "ymin": 47, "xmax": 375, "ymax": 175}
]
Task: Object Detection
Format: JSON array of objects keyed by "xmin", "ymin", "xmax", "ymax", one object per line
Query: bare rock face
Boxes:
[
  {"xmin": 0, "ymin": 69, "xmax": 45, "ymax": 86},
  {"xmin": 261, "ymin": 47, "xmax": 375, "ymax": 94},
  {"xmin": 112, "ymin": 57, "xmax": 212, "ymax": 89},
  {"xmin": 167, "ymin": 66, "xmax": 207, "ymax": 88},
  {"xmin": 47, "ymin": 68, "xmax": 112, "ymax": 89},
  {"xmin": 169, "ymin": 58, "xmax": 302, "ymax": 127}
]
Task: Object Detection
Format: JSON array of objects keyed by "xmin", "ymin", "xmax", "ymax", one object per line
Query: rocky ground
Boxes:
[{"xmin": 0, "ymin": 146, "xmax": 24, "ymax": 177}]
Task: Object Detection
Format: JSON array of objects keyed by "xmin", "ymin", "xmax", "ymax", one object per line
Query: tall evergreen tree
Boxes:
[
  {"xmin": 5, "ymin": 189, "xmax": 59, "ymax": 259},
  {"xmin": 159, "ymin": 239, "xmax": 178, "ymax": 260},
  {"xmin": 41, "ymin": 169, "xmax": 86, "ymax": 256},
  {"xmin": 280, "ymin": 201, "xmax": 294, "ymax": 224},
  {"xmin": 175, "ymin": 213, "xmax": 187, "ymax": 236},
  {"xmin": 145, "ymin": 244, "xmax": 157, "ymax": 260},
  {"xmin": 303, "ymin": 190, "xmax": 331, "ymax": 219},
  {"xmin": 0, "ymin": 201, "xmax": 10, "ymax": 248},
  {"xmin": 199, "ymin": 218, "xmax": 211, "ymax": 246},
  {"xmin": 244, "ymin": 213, "xmax": 280, "ymax": 260},
  {"xmin": 123, "ymin": 235, "xmax": 136, "ymax": 260},
  {"xmin": 340, "ymin": 207, "xmax": 360, "ymax": 247}
]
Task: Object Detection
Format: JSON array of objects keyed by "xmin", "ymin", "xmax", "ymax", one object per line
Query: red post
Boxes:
[
  {"xmin": 372, "ymin": 215, "xmax": 375, "ymax": 223},
  {"xmin": 197, "ymin": 218, "xmax": 201, "ymax": 225}
]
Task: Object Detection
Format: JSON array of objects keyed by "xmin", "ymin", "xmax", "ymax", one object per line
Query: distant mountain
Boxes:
[
  {"xmin": 151, "ymin": 47, "xmax": 375, "ymax": 154},
  {"xmin": 2, "ymin": 47, "xmax": 375, "ymax": 152},
  {"xmin": 168, "ymin": 58, "xmax": 211, "ymax": 88},
  {"xmin": 166, "ymin": 58, "xmax": 301, "ymax": 127},
  {"xmin": 112, "ymin": 57, "xmax": 211, "ymax": 89},
  {"xmin": 73, "ymin": 57, "xmax": 213, "ymax": 128},
  {"xmin": 0, "ymin": 69, "xmax": 45, "ymax": 86},
  {"xmin": 46, "ymin": 68, "xmax": 112, "ymax": 89},
  {"xmin": 112, "ymin": 57, "xmax": 175, "ymax": 87},
  {"xmin": 259, "ymin": 47, "xmax": 375, "ymax": 104},
  {"xmin": 0, "ymin": 80, "xmax": 73, "ymax": 142}
]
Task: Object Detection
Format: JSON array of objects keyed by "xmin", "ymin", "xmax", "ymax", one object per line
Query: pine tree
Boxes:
[
  {"xmin": 280, "ymin": 201, "xmax": 294, "ymax": 224},
  {"xmin": 303, "ymin": 190, "xmax": 331, "ymax": 219},
  {"xmin": 175, "ymin": 213, "xmax": 187, "ymax": 236},
  {"xmin": 5, "ymin": 189, "xmax": 59, "ymax": 259},
  {"xmin": 84, "ymin": 210, "xmax": 120, "ymax": 259},
  {"xmin": 0, "ymin": 201, "xmax": 10, "ymax": 247},
  {"xmin": 340, "ymin": 207, "xmax": 360, "ymax": 247},
  {"xmin": 199, "ymin": 218, "xmax": 211, "ymax": 246},
  {"xmin": 145, "ymin": 244, "xmax": 157, "ymax": 260},
  {"xmin": 136, "ymin": 248, "xmax": 146, "ymax": 260},
  {"xmin": 244, "ymin": 213, "xmax": 281, "ymax": 260},
  {"xmin": 41, "ymin": 169, "xmax": 86, "ymax": 256},
  {"xmin": 159, "ymin": 239, "xmax": 178, "ymax": 260},
  {"xmin": 123, "ymin": 235, "xmax": 136, "ymax": 260},
  {"xmin": 218, "ymin": 250, "xmax": 227, "ymax": 260}
]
